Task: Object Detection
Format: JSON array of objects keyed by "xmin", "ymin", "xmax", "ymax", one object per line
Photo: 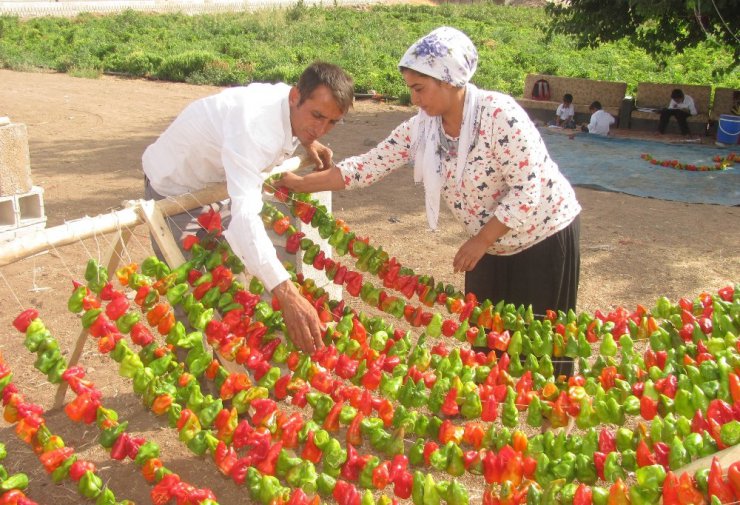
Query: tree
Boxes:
[{"xmin": 545, "ymin": 0, "xmax": 740, "ymax": 62}]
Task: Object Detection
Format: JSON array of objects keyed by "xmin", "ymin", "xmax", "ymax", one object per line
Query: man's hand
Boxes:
[
  {"xmin": 272, "ymin": 280, "xmax": 324, "ymax": 354},
  {"xmin": 303, "ymin": 140, "xmax": 333, "ymax": 171}
]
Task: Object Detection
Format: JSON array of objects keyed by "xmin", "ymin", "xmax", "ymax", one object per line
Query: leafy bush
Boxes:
[{"xmin": 0, "ymin": 4, "xmax": 737, "ymax": 95}]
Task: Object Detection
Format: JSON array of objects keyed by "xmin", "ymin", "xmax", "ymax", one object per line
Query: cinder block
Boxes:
[
  {"xmin": 0, "ymin": 195, "xmax": 16, "ymax": 230},
  {"xmin": 0, "ymin": 122, "xmax": 33, "ymax": 196},
  {"xmin": 17, "ymin": 186, "xmax": 45, "ymax": 224},
  {"xmin": 0, "ymin": 186, "xmax": 46, "ymax": 238},
  {"xmin": 265, "ymin": 191, "xmax": 342, "ymax": 301}
]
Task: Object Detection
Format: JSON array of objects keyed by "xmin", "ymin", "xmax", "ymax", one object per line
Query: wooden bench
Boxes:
[
  {"xmin": 710, "ymin": 87, "xmax": 739, "ymax": 122},
  {"xmin": 630, "ymin": 82, "xmax": 711, "ymax": 134},
  {"xmin": 516, "ymin": 73, "xmax": 628, "ymax": 126}
]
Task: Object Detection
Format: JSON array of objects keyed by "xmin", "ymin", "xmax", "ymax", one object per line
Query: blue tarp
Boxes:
[{"xmin": 541, "ymin": 129, "xmax": 740, "ymax": 206}]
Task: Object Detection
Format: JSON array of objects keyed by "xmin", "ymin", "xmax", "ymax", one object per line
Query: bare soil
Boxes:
[{"xmin": 0, "ymin": 69, "xmax": 738, "ymax": 504}]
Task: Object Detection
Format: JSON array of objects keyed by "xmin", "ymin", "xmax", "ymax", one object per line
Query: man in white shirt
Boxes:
[
  {"xmin": 658, "ymin": 88, "xmax": 697, "ymax": 135},
  {"xmin": 142, "ymin": 61, "xmax": 354, "ymax": 353},
  {"xmin": 581, "ymin": 101, "xmax": 615, "ymax": 136}
]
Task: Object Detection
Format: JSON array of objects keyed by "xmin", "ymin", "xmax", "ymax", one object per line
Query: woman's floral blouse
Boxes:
[{"xmin": 337, "ymin": 90, "xmax": 582, "ymax": 255}]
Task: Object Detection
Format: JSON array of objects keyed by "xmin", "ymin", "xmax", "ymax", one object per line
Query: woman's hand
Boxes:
[
  {"xmin": 453, "ymin": 235, "xmax": 490, "ymax": 273},
  {"xmin": 279, "ymin": 172, "xmax": 305, "ymax": 192},
  {"xmin": 303, "ymin": 140, "xmax": 333, "ymax": 171},
  {"xmin": 453, "ymin": 217, "xmax": 510, "ymax": 273}
]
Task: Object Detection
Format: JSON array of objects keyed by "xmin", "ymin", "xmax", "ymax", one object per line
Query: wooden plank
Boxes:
[
  {"xmin": 676, "ymin": 443, "xmax": 740, "ymax": 475},
  {"xmin": 139, "ymin": 199, "xmax": 186, "ymax": 269}
]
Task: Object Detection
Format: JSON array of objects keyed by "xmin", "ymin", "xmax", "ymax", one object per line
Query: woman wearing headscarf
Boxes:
[{"xmin": 281, "ymin": 26, "xmax": 581, "ymax": 375}]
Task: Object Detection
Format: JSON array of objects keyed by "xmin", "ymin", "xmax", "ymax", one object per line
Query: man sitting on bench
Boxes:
[{"xmin": 658, "ymin": 88, "xmax": 696, "ymax": 136}]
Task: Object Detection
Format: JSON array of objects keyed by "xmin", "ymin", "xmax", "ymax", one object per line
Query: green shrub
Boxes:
[{"xmin": 155, "ymin": 50, "xmax": 220, "ymax": 82}]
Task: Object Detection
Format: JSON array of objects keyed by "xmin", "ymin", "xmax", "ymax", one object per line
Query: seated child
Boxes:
[
  {"xmin": 658, "ymin": 88, "xmax": 696, "ymax": 135},
  {"xmin": 549, "ymin": 93, "xmax": 576, "ymax": 128},
  {"xmin": 581, "ymin": 101, "xmax": 615, "ymax": 136}
]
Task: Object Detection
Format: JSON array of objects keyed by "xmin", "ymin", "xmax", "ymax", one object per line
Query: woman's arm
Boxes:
[{"xmin": 280, "ymin": 165, "xmax": 346, "ymax": 192}]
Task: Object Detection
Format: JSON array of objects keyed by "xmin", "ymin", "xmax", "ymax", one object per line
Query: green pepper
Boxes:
[
  {"xmin": 258, "ymin": 475, "xmax": 283, "ymax": 505},
  {"xmin": 635, "ymin": 464, "xmax": 666, "ymax": 491},
  {"xmin": 95, "ymin": 487, "xmax": 116, "ymax": 505},
  {"xmin": 603, "ymin": 451, "xmax": 625, "ymax": 482},
  {"xmin": 78, "ymin": 470, "xmax": 104, "ymax": 499},
  {"xmin": 51, "ymin": 455, "xmax": 76, "ymax": 484},
  {"xmin": 668, "ymin": 436, "xmax": 689, "ymax": 470},
  {"xmin": 134, "ymin": 441, "xmax": 160, "ymax": 466},
  {"xmin": 119, "ymin": 352, "xmax": 144, "ymax": 379},
  {"xmin": 527, "ymin": 483, "xmax": 543, "ymax": 505},
  {"xmin": 0, "ymin": 472, "xmax": 30, "ymax": 491},
  {"xmin": 446, "ymin": 480, "xmax": 469, "ymax": 505},
  {"xmin": 322, "ymin": 439, "xmax": 347, "ymax": 474},
  {"xmin": 460, "ymin": 392, "xmax": 482, "ymax": 419},
  {"xmin": 81, "ymin": 308, "xmax": 103, "ymax": 328},
  {"xmin": 258, "ymin": 367, "xmax": 281, "ymax": 390},
  {"xmin": 574, "ymin": 453, "xmax": 597, "ymax": 484},
  {"xmin": 149, "ymin": 354, "xmax": 173, "ymax": 377},
  {"xmin": 720, "ymin": 420, "xmax": 740, "ymax": 446},
  {"xmin": 550, "ymin": 451, "xmax": 576, "ymax": 481},
  {"xmin": 542, "ymin": 479, "xmax": 564, "ymax": 505},
  {"xmin": 317, "ymin": 472, "xmax": 336, "ymax": 497},
  {"xmin": 359, "ymin": 456, "xmax": 380, "ymax": 489},
  {"xmin": 68, "ymin": 285, "xmax": 87, "ymax": 313}
]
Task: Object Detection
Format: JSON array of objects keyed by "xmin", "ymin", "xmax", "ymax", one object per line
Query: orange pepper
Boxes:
[
  {"xmin": 142, "ymin": 457, "xmax": 163, "ymax": 483},
  {"xmin": 151, "ymin": 394, "xmax": 173, "ymax": 416}
]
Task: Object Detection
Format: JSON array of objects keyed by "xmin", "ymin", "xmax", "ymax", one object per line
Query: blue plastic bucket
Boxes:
[{"xmin": 717, "ymin": 114, "xmax": 740, "ymax": 145}]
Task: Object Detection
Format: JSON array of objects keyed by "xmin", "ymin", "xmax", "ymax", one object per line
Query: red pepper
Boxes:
[
  {"xmin": 250, "ymin": 398, "xmax": 277, "ymax": 426},
  {"xmin": 692, "ymin": 410, "xmax": 709, "ymax": 434},
  {"xmin": 707, "ymin": 399, "xmax": 734, "ymax": 425},
  {"xmin": 378, "ymin": 399, "xmax": 394, "ymax": 427},
  {"xmin": 598, "ymin": 428, "xmax": 616, "ymax": 454},
  {"xmin": 678, "ymin": 471, "xmax": 707, "ymax": 505},
  {"xmin": 372, "ymin": 461, "xmax": 391, "ymax": 489},
  {"xmin": 255, "ymin": 441, "xmax": 282, "ymax": 476},
  {"xmin": 13, "ymin": 309, "xmax": 39, "ymax": 332},
  {"xmin": 393, "ymin": 470, "xmax": 413, "ymax": 499},
  {"xmin": 635, "ymin": 439, "xmax": 656, "ymax": 467},
  {"xmin": 39, "ymin": 447, "xmax": 74, "ymax": 473},
  {"xmin": 482, "ymin": 450, "xmax": 501, "ymax": 484},
  {"xmin": 441, "ymin": 388, "xmax": 460, "ymax": 416},
  {"xmin": 333, "ymin": 480, "xmax": 361, "ymax": 505},
  {"xmin": 608, "ymin": 479, "xmax": 629, "ymax": 505},
  {"xmin": 70, "ymin": 460, "xmax": 96, "ymax": 482},
  {"xmin": 463, "ymin": 422, "xmax": 486, "ymax": 449},
  {"xmin": 347, "ymin": 412, "xmax": 364, "ymax": 446},
  {"xmin": 728, "ymin": 461, "xmax": 740, "ymax": 500},
  {"xmin": 423, "ymin": 441, "xmax": 439, "ymax": 466},
  {"xmin": 709, "ymin": 457, "xmax": 735, "ymax": 503},
  {"xmin": 573, "ymin": 484, "xmax": 592, "ymax": 505},
  {"xmin": 640, "ymin": 395, "xmax": 658, "ymax": 420},
  {"xmin": 593, "ymin": 451, "xmax": 606, "ymax": 480},
  {"xmin": 662, "ymin": 471, "xmax": 680, "ymax": 505},
  {"xmin": 653, "ymin": 441, "xmax": 670, "ymax": 469},
  {"xmin": 481, "ymin": 396, "xmax": 498, "ymax": 422},
  {"xmin": 151, "ymin": 473, "xmax": 180, "ymax": 505},
  {"xmin": 301, "ymin": 431, "xmax": 322, "ymax": 464},
  {"xmin": 323, "ymin": 401, "xmax": 344, "ymax": 432},
  {"xmin": 214, "ymin": 441, "xmax": 237, "ymax": 475}
]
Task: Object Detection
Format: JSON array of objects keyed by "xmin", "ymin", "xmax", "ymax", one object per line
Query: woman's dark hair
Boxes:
[{"xmin": 296, "ymin": 62, "xmax": 354, "ymax": 113}]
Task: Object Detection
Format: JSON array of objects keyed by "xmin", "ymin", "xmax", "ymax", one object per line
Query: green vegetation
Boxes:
[{"xmin": 0, "ymin": 3, "xmax": 737, "ymax": 102}]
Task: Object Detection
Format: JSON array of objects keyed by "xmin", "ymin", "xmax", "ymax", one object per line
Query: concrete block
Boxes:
[
  {"xmin": 264, "ymin": 190, "xmax": 342, "ymax": 301},
  {"xmin": 0, "ymin": 186, "xmax": 46, "ymax": 237},
  {"xmin": 0, "ymin": 122, "xmax": 33, "ymax": 196}
]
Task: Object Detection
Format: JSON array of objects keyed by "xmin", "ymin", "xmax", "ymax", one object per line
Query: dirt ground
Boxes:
[{"xmin": 0, "ymin": 69, "xmax": 738, "ymax": 504}]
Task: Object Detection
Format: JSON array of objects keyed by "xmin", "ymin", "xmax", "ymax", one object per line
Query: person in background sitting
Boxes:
[
  {"xmin": 549, "ymin": 93, "xmax": 576, "ymax": 128},
  {"xmin": 658, "ymin": 88, "xmax": 696, "ymax": 136},
  {"xmin": 581, "ymin": 101, "xmax": 615, "ymax": 136},
  {"xmin": 731, "ymin": 90, "xmax": 740, "ymax": 116}
]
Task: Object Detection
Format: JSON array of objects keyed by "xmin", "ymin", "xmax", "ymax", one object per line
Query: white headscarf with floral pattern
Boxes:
[{"xmin": 399, "ymin": 26, "xmax": 481, "ymax": 230}]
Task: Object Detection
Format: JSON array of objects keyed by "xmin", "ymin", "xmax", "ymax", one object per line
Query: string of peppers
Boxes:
[
  {"xmin": 0, "ymin": 442, "xmax": 37, "ymax": 505},
  {"xmin": 640, "ymin": 152, "xmax": 736, "ymax": 171},
  {"xmin": 0, "ymin": 343, "xmax": 132, "ymax": 505},
  {"xmin": 13, "ymin": 311, "xmax": 221, "ymax": 505},
  {"xmin": 173, "ymin": 221, "xmax": 740, "ymax": 505}
]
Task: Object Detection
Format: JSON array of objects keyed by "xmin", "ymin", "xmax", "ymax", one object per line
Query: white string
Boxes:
[{"xmin": 0, "ymin": 270, "xmax": 25, "ymax": 310}]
